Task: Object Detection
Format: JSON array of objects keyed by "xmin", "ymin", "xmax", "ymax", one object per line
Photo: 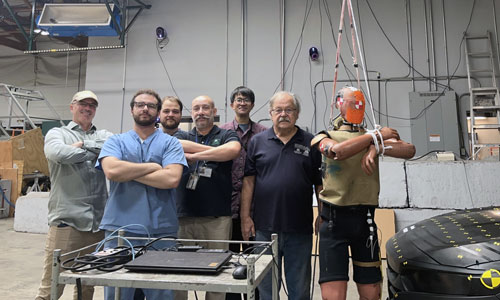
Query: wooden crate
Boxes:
[{"xmin": 0, "ymin": 128, "xmax": 49, "ymax": 176}]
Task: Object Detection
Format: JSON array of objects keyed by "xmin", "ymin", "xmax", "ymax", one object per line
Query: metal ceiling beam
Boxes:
[
  {"xmin": 28, "ymin": 0, "xmax": 35, "ymax": 50},
  {"xmin": 1, "ymin": 0, "xmax": 29, "ymax": 42}
]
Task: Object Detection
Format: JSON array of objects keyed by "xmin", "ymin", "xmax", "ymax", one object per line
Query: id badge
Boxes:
[
  {"xmin": 199, "ymin": 166, "xmax": 213, "ymax": 178},
  {"xmin": 186, "ymin": 173, "xmax": 200, "ymax": 190}
]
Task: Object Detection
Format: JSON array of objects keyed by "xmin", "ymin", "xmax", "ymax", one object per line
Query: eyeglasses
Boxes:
[
  {"xmin": 271, "ymin": 108, "xmax": 296, "ymax": 115},
  {"xmin": 134, "ymin": 102, "xmax": 158, "ymax": 110},
  {"xmin": 235, "ymin": 98, "xmax": 252, "ymax": 104},
  {"xmin": 77, "ymin": 102, "xmax": 97, "ymax": 109}
]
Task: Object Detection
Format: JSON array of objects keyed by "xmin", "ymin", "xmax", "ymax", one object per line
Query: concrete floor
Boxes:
[{"xmin": 0, "ymin": 217, "xmax": 388, "ymax": 300}]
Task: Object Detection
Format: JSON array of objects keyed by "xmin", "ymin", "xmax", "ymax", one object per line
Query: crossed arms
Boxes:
[
  {"xmin": 311, "ymin": 127, "xmax": 416, "ymax": 175},
  {"xmin": 100, "ymin": 156, "xmax": 183, "ymax": 189},
  {"xmin": 178, "ymin": 139, "xmax": 241, "ymax": 163}
]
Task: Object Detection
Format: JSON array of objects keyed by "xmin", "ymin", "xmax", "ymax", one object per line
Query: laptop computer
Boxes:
[{"xmin": 124, "ymin": 251, "xmax": 232, "ymax": 274}]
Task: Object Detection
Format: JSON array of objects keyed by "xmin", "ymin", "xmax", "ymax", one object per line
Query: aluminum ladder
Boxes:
[
  {"xmin": 0, "ymin": 83, "xmax": 65, "ymax": 137},
  {"xmin": 464, "ymin": 32, "xmax": 500, "ymax": 160}
]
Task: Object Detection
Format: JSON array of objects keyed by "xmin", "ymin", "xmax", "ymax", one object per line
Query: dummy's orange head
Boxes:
[{"xmin": 336, "ymin": 86, "xmax": 365, "ymax": 124}]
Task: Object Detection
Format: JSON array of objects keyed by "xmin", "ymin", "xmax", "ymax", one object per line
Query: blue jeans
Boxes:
[
  {"xmin": 256, "ymin": 230, "xmax": 312, "ymax": 300},
  {"xmin": 103, "ymin": 230, "xmax": 176, "ymax": 300}
]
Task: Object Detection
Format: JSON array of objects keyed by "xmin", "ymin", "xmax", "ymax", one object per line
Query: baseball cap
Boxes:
[{"xmin": 71, "ymin": 90, "xmax": 99, "ymax": 105}]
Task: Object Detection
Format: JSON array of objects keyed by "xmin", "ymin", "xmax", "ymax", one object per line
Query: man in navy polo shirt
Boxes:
[
  {"xmin": 175, "ymin": 95, "xmax": 241, "ymax": 300},
  {"xmin": 241, "ymin": 91, "xmax": 322, "ymax": 300}
]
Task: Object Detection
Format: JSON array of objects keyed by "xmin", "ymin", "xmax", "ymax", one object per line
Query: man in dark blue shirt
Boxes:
[
  {"xmin": 241, "ymin": 91, "xmax": 322, "ymax": 300},
  {"xmin": 175, "ymin": 95, "xmax": 241, "ymax": 300}
]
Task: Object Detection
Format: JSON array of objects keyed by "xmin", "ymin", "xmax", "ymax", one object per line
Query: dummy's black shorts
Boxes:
[{"xmin": 318, "ymin": 203, "xmax": 382, "ymax": 284}]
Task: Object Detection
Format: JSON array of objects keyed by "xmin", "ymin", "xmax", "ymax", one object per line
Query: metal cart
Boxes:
[{"xmin": 50, "ymin": 234, "xmax": 279, "ymax": 300}]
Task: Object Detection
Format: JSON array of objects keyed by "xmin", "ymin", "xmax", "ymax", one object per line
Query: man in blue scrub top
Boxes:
[{"xmin": 97, "ymin": 89, "xmax": 187, "ymax": 300}]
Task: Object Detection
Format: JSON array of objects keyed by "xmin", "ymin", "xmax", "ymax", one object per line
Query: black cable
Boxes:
[
  {"xmin": 406, "ymin": 150, "xmax": 445, "ymax": 161},
  {"xmin": 309, "ymin": 56, "xmax": 317, "ymax": 133},
  {"xmin": 289, "ymin": 0, "xmax": 314, "ymax": 91},
  {"xmin": 358, "ymin": 0, "xmax": 477, "ymax": 122},
  {"xmin": 362, "ymin": 0, "xmax": 449, "ymax": 91},
  {"xmin": 61, "ymin": 235, "xmax": 178, "ymax": 273},
  {"xmin": 251, "ymin": 0, "xmax": 315, "ymax": 117},
  {"xmin": 155, "ymin": 38, "xmax": 180, "ymax": 99}
]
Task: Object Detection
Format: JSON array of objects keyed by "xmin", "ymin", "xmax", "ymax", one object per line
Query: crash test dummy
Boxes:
[{"xmin": 311, "ymin": 86, "xmax": 416, "ymax": 300}]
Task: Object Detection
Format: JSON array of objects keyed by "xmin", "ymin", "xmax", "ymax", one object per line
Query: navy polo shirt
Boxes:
[
  {"xmin": 176, "ymin": 125, "xmax": 240, "ymax": 217},
  {"xmin": 245, "ymin": 127, "xmax": 322, "ymax": 234}
]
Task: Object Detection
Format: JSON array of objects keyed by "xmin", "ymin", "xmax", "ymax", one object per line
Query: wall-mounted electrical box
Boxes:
[{"xmin": 409, "ymin": 91, "xmax": 460, "ymax": 157}]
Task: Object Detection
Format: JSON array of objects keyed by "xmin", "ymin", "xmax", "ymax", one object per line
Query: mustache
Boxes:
[
  {"xmin": 278, "ymin": 117, "xmax": 290, "ymax": 122},
  {"xmin": 195, "ymin": 115, "xmax": 209, "ymax": 121}
]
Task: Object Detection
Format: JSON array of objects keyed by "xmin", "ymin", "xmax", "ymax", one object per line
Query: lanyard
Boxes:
[{"xmin": 194, "ymin": 131, "xmax": 212, "ymax": 173}]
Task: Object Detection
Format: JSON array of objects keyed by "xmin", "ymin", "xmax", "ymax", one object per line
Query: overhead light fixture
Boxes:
[
  {"xmin": 33, "ymin": 28, "xmax": 41, "ymax": 34},
  {"xmin": 40, "ymin": 30, "xmax": 50, "ymax": 36},
  {"xmin": 37, "ymin": 4, "xmax": 120, "ymax": 37}
]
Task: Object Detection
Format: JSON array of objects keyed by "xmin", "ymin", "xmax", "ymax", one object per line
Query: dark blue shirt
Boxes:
[
  {"xmin": 245, "ymin": 127, "xmax": 322, "ymax": 234},
  {"xmin": 176, "ymin": 125, "xmax": 240, "ymax": 217}
]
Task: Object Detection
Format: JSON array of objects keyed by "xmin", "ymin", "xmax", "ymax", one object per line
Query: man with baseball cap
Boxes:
[{"xmin": 36, "ymin": 90, "xmax": 113, "ymax": 300}]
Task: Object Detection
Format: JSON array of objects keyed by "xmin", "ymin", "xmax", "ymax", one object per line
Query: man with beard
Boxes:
[
  {"xmin": 97, "ymin": 89, "xmax": 187, "ymax": 300},
  {"xmin": 175, "ymin": 95, "xmax": 240, "ymax": 300},
  {"xmin": 241, "ymin": 91, "xmax": 322, "ymax": 300},
  {"xmin": 160, "ymin": 96, "xmax": 185, "ymax": 136}
]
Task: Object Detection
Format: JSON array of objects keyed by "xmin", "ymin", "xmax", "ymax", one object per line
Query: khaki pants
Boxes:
[
  {"xmin": 175, "ymin": 216, "xmax": 232, "ymax": 300},
  {"xmin": 35, "ymin": 225, "xmax": 104, "ymax": 300}
]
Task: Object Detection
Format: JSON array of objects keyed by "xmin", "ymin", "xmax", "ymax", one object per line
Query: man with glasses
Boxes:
[
  {"xmin": 175, "ymin": 95, "xmax": 240, "ymax": 300},
  {"xmin": 97, "ymin": 89, "xmax": 187, "ymax": 300},
  {"xmin": 241, "ymin": 91, "xmax": 322, "ymax": 300},
  {"xmin": 36, "ymin": 91, "xmax": 113, "ymax": 300},
  {"xmin": 160, "ymin": 96, "xmax": 185, "ymax": 136},
  {"xmin": 220, "ymin": 87, "xmax": 266, "ymax": 300}
]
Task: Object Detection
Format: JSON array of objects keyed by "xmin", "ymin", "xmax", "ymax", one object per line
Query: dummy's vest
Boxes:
[{"xmin": 319, "ymin": 127, "xmax": 380, "ymax": 207}]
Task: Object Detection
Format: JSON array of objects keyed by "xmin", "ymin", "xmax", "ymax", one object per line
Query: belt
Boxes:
[{"xmin": 321, "ymin": 200, "xmax": 372, "ymax": 214}]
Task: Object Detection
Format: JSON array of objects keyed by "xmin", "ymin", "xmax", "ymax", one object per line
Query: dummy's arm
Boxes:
[
  {"xmin": 311, "ymin": 127, "xmax": 400, "ymax": 160},
  {"xmin": 361, "ymin": 140, "xmax": 416, "ymax": 175},
  {"xmin": 381, "ymin": 139, "xmax": 416, "ymax": 159}
]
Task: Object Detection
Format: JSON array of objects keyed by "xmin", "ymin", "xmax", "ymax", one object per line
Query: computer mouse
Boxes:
[{"xmin": 232, "ymin": 265, "xmax": 247, "ymax": 280}]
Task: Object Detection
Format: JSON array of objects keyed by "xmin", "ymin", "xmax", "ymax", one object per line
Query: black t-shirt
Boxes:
[
  {"xmin": 176, "ymin": 125, "xmax": 240, "ymax": 217},
  {"xmin": 245, "ymin": 127, "xmax": 322, "ymax": 234}
]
